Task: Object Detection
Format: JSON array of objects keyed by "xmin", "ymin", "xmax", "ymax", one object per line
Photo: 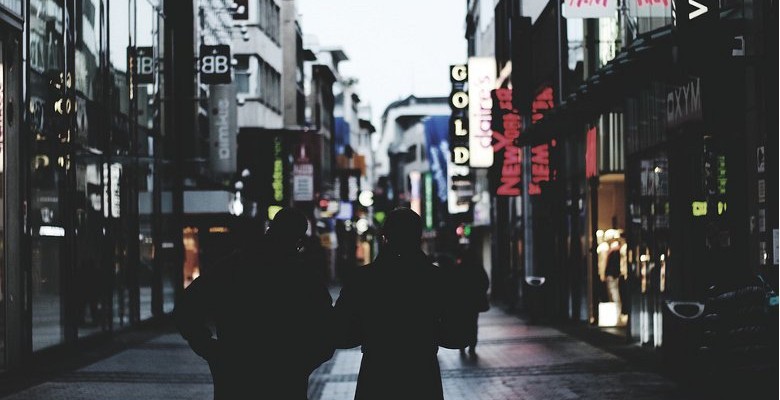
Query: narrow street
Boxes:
[{"xmin": 0, "ymin": 300, "xmax": 689, "ymax": 400}]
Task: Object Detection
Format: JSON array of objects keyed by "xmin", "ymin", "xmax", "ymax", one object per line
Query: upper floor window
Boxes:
[
  {"xmin": 234, "ymin": 55, "xmax": 252, "ymax": 94},
  {"xmin": 258, "ymin": 0, "xmax": 280, "ymax": 43}
]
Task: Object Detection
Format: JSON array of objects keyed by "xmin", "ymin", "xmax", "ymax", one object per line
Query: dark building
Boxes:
[{"xmin": 473, "ymin": 0, "xmax": 778, "ymax": 388}]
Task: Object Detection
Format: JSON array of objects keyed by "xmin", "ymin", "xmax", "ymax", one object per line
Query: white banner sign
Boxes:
[
  {"xmin": 628, "ymin": 0, "xmax": 671, "ymax": 18},
  {"xmin": 467, "ymin": 57, "xmax": 496, "ymax": 168},
  {"xmin": 563, "ymin": 0, "xmax": 618, "ymax": 18}
]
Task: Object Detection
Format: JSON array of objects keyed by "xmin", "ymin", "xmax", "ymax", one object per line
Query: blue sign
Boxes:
[{"xmin": 423, "ymin": 116, "xmax": 450, "ymax": 205}]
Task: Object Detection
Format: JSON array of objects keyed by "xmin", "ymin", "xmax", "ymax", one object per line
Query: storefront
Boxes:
[{"xmin": 1, "ymin": 0, "xmax": 174, "ymax": 371}]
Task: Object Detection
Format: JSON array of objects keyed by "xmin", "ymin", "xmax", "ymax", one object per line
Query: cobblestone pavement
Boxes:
[{"xmin": 0, "ymin": 307, "xmax": 690, "ymax": 400}]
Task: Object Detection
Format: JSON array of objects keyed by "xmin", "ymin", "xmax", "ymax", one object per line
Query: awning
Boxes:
[{"xmin": 516, "ymin": 27, "xmax": 674, "ymax": 147}]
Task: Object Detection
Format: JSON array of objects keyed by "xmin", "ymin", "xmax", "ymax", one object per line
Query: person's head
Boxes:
[
  {"xmin": 381, "ymin": 207, "xmax": 422, "ymax": 253},
  {"xmin": 265, "ymin": 207, "xmax": 308, "ymax": 251}
]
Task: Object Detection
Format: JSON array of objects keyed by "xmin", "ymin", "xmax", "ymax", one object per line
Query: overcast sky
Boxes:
[{"xmin": 296, "ymin": 0, "xmax": 467, "ymax": 129}]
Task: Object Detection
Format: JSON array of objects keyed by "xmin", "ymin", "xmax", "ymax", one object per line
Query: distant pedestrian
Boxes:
[
  {"xmin": 333, "ymin": 207, "xmax": 446, "ymax": 400},
  {"xmin": 174, "ymin": 207, "xmax": 334, "ymax": 400},
  {"xmin": 450, "ymin": 242, "xmax": 490, "ymax": 357}
]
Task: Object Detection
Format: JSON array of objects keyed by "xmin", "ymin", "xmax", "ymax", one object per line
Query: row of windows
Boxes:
[
  {"xmin": 258, "ymin": 0, "xmax": 281, "ymax": 44},
  {"xmin": 234, "ymin": 54, "xmax": 281, "ymax": 112}
]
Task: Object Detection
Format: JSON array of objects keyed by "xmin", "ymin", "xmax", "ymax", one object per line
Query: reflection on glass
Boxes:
[
  {"xmin": 30, "ymin": 0, "xmax": 66, "ymax": 352},
  {"xmin": 76, "ymin": 162, "xmax": 111, "ymax": 338},
  {"xmin": 139, "ymin": 164, "xmax": 154, "ymax": 321}
]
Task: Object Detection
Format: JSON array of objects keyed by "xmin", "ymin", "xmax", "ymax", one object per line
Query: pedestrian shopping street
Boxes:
[{"xmin": 0, "ymin": 297, "xmax": 691, "ymax": 400}]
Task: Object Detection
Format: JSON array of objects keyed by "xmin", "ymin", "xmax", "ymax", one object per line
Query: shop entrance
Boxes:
[{"xmin": 589, "ymin": 173, "xmax": 628, "ymax": 331}]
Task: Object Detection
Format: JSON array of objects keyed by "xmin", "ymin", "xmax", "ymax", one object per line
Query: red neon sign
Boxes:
[
  {"xmin": 529, "ymin": 87, "xmax": 555, "ymax": 195},
  {"xmin": 492, "ymin": 88, "xmax": 523, "ymax": 196}
]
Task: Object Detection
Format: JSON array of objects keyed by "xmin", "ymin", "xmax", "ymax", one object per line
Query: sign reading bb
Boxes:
[{"xmin": 200, "ymin": 44, "xmax": 232, "ymax": 84}]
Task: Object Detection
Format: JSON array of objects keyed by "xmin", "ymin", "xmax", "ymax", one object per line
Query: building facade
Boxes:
[{"xmin": 475, "ymin": 0, "xmax": 777, "ymax": 387}]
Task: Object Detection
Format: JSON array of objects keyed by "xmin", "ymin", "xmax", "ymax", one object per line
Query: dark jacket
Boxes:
[
  {"xmin": 174, "ymin": 237, "xmax": 334, "ymax": 400},
  {"xmin": 334, "ymin": 248, "xmax": 445, "ymax": 400}
]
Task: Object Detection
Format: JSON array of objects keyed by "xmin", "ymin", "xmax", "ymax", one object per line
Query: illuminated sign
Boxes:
[
  {"xmin": 447, "ymin": 165, "xmax": 471, "ymax": 214},
  {"xmin": 293, "ymin": 144, "xmax": 314, "ymax": 202},
  {"xmin": 468, "ymin": 57, "xmax": 496, "ymax": 168},
  {"xmin": 450, "ymin": 64, "xmax": 468, "ymax": 82},
  {"xmin": 563, "ymin": 0, "xmax": 618, "ymax": 18},
  {"xmin": 629, "ymin": 0, "xmax": 670, "ymax": 18},
  {"xmin": 272, "ymin": 136, "xmax": 284, "ymax": 202},
  {"xmin": 450, "ymin": 91, "xmax": 469, "ymax": 110},
  {"xmin": 529, "ymin": 87, "xmax": 555, "ymax": 195},
  {"xmin": 490, "ymin": 88, "xmax": 523, "ymax": 196},
  {"xmin": 424, "ymin": 173, "xmax": 434, "ymax": 230},
  {"xmin": 450, "ymin": 116, "xmax": 470, "ymax": 165},
  {"xmin": 449, "ymin": 65, "xmax": 470, "ymax": 166},
  {"xmin": 448, "ymin": 64, "xmax": 473, "ymax": 215},
  {"xmin": 410, "ymin": 171, "xmax": 422, "ymax": 216},
  {"xmin": 692, "ymin": 201, "xmax": 707, "ymax": 216}
]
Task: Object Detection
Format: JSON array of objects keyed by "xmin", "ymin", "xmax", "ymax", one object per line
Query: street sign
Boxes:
[{"xmin": 199, "ymin": 44, "xmax": 232, "ymax": 84}]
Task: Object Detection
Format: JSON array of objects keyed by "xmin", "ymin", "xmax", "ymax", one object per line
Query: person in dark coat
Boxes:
[
  {"xmin": 452, "ymin": 243, "xmax": 490, "ymax": 357},
  {"xmin": 173, "ymin": 208, "xmax": 334, "ymax": 400},
  {"xmin": 333, "ymin": 207, "xmax": 446, "ymax": 400}
]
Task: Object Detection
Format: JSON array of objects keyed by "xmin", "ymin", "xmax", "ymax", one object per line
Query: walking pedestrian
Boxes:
[
  {"xmin": 452, "ymin": 242, "xmax": 490, "ymax": 357},
  {"xmin": 333, "ymin": 207, "xmax": 447, "ymax": 400},
  {"xmin": 174, "ymin": 207, "xmax": 334, "ymax": 400}
]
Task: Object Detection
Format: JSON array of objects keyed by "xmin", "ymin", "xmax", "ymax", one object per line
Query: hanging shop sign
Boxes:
[
  {"xmin": 449, "ymin": 64, "xmax": 470, "ymax": 166},
  {"xmin": 208, "ymin": 83, "xmax": 238, "ymax": 174},
  {"xmin": 628, "ymin": 0, "xmax": 670, "ymax": 18},
  {"xmin": 490, "ymin": 88, "xmax": 523, "ymax": 197},
  {"xmin": 467, "ymin": 57, "xmax": 496, "ymax": 168},
  {"xmin": 200, "ymin": 44, "xmax": 232, "ymax": 84},
  {"xmin": 563, "ymin": 0, "xmax": 618, "ymax": 19},
  {"xmin": 666, "ymin": 77, "xmax": 702, "ymax": 129},
  {"xmin": 134, "ymin": 46, "xmax": 155, "ymax": 84},
  {"xmin": 293, "ymin": 144, "xmax": 314, "ymax": 202},
  {"xmin": 448, "ymin": 165, "xmax": 473, "ymax": 214}
]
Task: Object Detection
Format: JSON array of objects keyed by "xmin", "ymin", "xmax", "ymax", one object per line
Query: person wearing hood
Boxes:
[
  {"xmin": 174, "ymin": 207, "xmax": 334, "ymax": 400},
  {"xmin": 333, "ymin": 207, "xmax": 446, "ymax": 400}
]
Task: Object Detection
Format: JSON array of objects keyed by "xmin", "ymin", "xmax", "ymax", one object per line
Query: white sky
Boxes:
[{"xmin": 296, "ymin": 0, "xmax": 467, "ymax": 129}]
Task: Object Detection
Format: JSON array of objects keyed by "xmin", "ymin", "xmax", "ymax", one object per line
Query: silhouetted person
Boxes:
[
  {"xmin": 174, "ymin": 208, "xmax": 334, "ymax": 400},
  {"xmin": 450, "ymin": 243, "xmax": 490, "ymax": 357},
  {"xmin": 333, "ymin": 207, "xmax": 446, "ymax": 400}
]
